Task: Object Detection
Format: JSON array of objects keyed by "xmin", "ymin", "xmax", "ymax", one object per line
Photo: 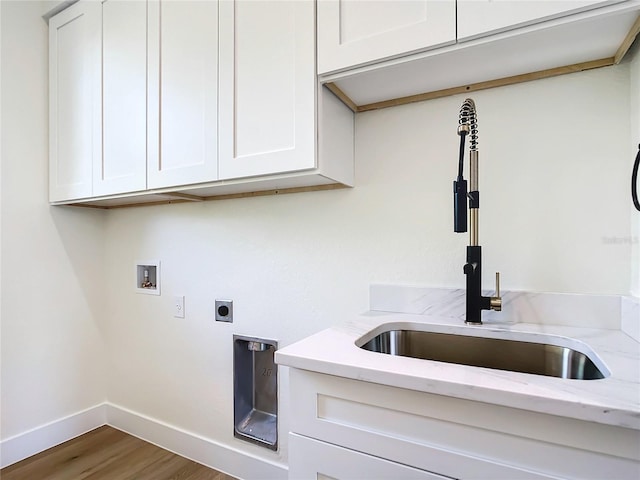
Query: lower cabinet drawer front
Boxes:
[
  {"xmin": 289, "ymin": 433, "xmax": 451, "ymax": 480},
  {"xmin": 289, "ymin": 369, "xmax": 639, "ymax": 480}
]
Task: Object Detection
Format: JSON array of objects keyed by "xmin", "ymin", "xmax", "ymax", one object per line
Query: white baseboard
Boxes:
[
  {"xmin": 105, "ymin": 403, "xmax": 287, "ymax": 480},
  {"xmin": 0, "ymin": 403, "xmax": 107, "ymax": 469},
  {"xmin": 1, "ymin": 403, "xmax": 287, "ymax": 479}
]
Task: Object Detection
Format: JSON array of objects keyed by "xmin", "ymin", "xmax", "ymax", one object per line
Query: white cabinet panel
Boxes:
[
  {"xmin": 50, "ymin": 0, "xmax": 353, "ymax": 207},
  {"xmin": 96, "ymin": 0, "xmax": 147, "ymax": 196},
  {"xmin": 457, "ymin": 0, "xmax": 620, "ymax": 41},
  {"xmin": 147, "ymin": 0, "xmax": 219, "ymax": 189},
  {"xmin": 317, "ymin": 0, "xmax": 456, "ymax": 74},
  {"xmin": 49, "ymin": 1, "xmax": 101, "ymax": 202},
  {"xmin": 219, "ymin": 0, "xmax": 315, "ymax": 180},
  {"xmin": 287, "ymin": 369, "xmax": 639, "ymax": 480},
  {"xmin": 319, "ymin": 0, "xmax": 637, "ymax": 110},
  {"xmin": 289, "ymin": 433, "xmax": 448, "ymax": 480}
]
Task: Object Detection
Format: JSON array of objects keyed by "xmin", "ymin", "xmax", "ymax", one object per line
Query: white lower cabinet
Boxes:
[
  {"xmin": 287, "ymin": 369, "xmax": 640, "ymax": 480},
  {"xmin": 289, "ymin": 433, "xmax": 450, "ymax": 480}
]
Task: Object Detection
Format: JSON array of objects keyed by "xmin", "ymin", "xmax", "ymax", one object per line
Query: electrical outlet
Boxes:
[
  {"xmin": 173, "ymin": 295, "xmax": 185, "ymax": 318},
  {"xmin": 215, "ymin": 300, "xmax": 233, "ymax": 322}
]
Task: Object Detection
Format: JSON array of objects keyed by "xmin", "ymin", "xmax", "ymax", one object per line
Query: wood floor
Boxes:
[{"xmin": 0, "ymin": 426, "xmax": 237, "ymax": 480}]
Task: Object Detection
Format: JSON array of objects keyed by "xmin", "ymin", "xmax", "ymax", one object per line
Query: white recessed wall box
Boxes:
[{"xmin": 135, "ymin": 260, "xmax": 160, "ymax": 295}]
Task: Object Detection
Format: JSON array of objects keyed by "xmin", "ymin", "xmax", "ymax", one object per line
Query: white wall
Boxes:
[
  {"xmin": 629, "ymin": 39, "xmax": 640, "ymax": 297},
  {"xmin": 0, "ymin": 0, "xmax": 635, "ymax": 472},
  {"xmin": 103, "ymin": 63, "xmax": 632, "ymax": 468},
  {"xmin": 0, "ymin": 0, "xmax": 106, "ymax": 445}
]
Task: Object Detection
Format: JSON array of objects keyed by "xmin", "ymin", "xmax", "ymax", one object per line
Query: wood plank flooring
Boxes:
[{"xmin": 0, "ymin": 426, "xmax": 237, "ymax": 480}]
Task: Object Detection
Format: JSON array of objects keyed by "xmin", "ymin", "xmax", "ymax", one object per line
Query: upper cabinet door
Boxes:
[
  {"xmin": 49, "ymin": 1, "xmax": 101, "ymax": 202},
  {"xmin": 95, "ymin": 0, "xmax": 147, "ymax": 196},
  {"xmin": 147, "ymin": 0, "xmax": 219, "ymax": 189},
  {"xmin": 457, "ymin": 0, "xmax": 622, "ymax": 41},
  {"xmin": 218, "ymin": 0, "xmax": 316, "ymax": 180},
  {"xmin": 317, "ymin": 0, "xmax": 456, "ymax": 75}
]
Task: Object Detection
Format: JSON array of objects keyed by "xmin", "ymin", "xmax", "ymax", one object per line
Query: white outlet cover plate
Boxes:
[{"xmin": 173, "ymin": 295, "xmax": 185, "ymax": 318}]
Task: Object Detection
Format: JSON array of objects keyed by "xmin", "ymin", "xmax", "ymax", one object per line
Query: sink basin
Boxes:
[{"xmin": 358, "ymin": 325, "xmax": 609, "ymax": 380}]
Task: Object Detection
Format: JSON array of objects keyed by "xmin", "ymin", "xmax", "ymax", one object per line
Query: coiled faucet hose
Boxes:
[{"xmin": 459, "ymin": 99, "xmax": 478, "ymax": 151}]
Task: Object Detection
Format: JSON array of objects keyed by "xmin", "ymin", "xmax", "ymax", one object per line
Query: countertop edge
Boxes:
[{"xmin": 275, "ymin": 313, "xmax": 640, "ymax": 431}]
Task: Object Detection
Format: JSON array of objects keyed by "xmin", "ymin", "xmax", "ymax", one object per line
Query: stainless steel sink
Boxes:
[{"xmin": 359, "ymin": 327, "xmax": 608, "ymax": 380}]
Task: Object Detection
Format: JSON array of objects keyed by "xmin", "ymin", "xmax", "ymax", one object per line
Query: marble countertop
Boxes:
[{"xmin": 275, "ymin": 311, "xmax": 640, "ymax": 430}]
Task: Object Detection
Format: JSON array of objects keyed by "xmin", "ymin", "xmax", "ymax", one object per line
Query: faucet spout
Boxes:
[{"xmin": 454, "ymin": 98, "xmax": 501, "ymax": 325}]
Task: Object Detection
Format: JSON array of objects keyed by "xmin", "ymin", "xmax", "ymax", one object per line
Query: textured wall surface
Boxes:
[
  {"xmin": 103, "ymin": 63, "xmax": 632, "ymax": 466},
  {"xmin": 1, "ymin": 0, "xmax": 635, "ymax": 471},
  {"xmin": 1, "ymin": 0, "xmax": 106, "ymax": 441},
  {"xmin": 629, "ymin": 39, "xmax": 640, "ymax": 297}
]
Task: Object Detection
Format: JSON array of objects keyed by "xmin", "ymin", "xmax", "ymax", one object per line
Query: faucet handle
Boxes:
[{"xmin": 490, "ymin": 272, "xmax": 502, "ymax": 311}]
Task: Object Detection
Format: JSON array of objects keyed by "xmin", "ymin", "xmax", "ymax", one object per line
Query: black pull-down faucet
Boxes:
[{"xmin": 453, "ymin": 98, "xmax": 501, "ymax": 325}]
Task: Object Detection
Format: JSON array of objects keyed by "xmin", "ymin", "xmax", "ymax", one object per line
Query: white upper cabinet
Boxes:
[
  {"xmin": 218, "ymin": 0, "xmax": 316, "ymax": 180},
  {"xmin": 49, "ymin": 1, "xmax": 101, "ymax": 202},
  {"xmin": 96, "ymin": 0, "xmax": 147, "ymax": 196},
  {"xmin": 457, "ymin": 0, "xmax": 622, "ymax": 40},
  {"xmin": 317, "ymin": 0, "xmax": 456, "ymax": 74},
  {"xmin": 49, "ymin": 0, "xmax": 354, "ymax": 207},
  {"xmin": 147, "ymin": 0, "xmax": 219, "ymax": 189},
  {"xmin": 319, "ymin": 0, "xmax": 639, "ymax": 108}
]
